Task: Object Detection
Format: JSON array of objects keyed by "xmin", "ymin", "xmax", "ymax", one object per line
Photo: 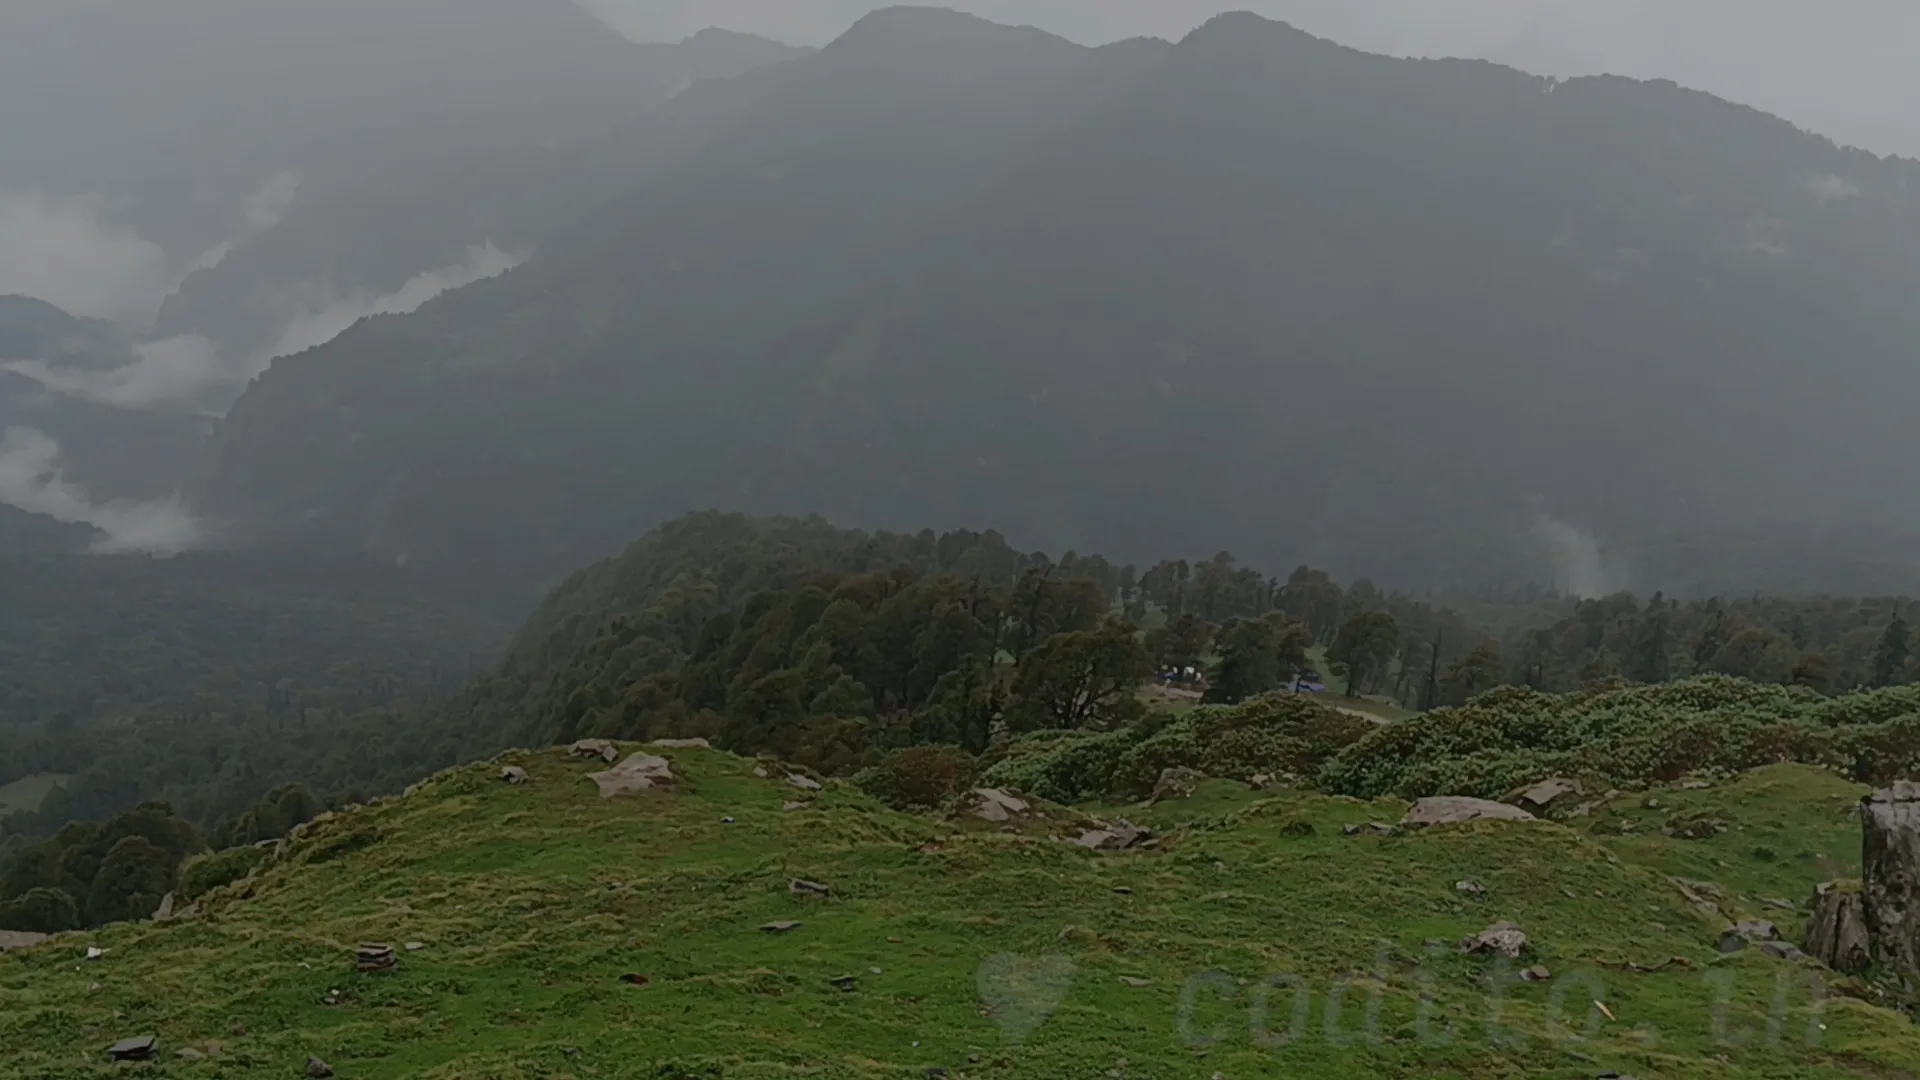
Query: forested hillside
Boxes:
[
  {"xmin": 0, "ymin": 551, "xmax": 510, "ymax": 832},
  {"xmin": 191, "ymin": 8, "xmax": 1920, "ymax": 601}
]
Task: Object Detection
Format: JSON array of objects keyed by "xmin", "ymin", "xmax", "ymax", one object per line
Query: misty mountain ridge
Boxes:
[
  {"xmin": 139, "ymin": 8, "xmax": 1919, "ymax": 604},
  {"xmin": 0, "ymin": 0, "xmax": 803, "ymax": 330}
]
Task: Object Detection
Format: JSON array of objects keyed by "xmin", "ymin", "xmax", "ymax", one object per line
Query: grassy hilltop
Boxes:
[{"xmin": 3, "ymin": 741, "xmax": 1916, "ymax": 1079}]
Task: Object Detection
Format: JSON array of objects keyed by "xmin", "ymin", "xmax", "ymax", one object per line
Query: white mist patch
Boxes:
[
  {"xmin": 189, "ymin": 172, "xmax": 304, "ymax": 272},
  {"xmin": 0, "ymin": 426, "xmax": 203, "ymax": 553},
  {"xmin": 0, "ymin": 190, "xmax": 173, "ymax": 327},
  {"xmin": 1529, "ymin": 516, "xmax": 1623, "ymax": 599},
  {"xmin": 1807, "ymin": 174, "xmax": 1861, "ymax": 202},
  {"xmin": 4, "ymin": 335, "xmax": 228, "ymax": 414},
  {"xmin": 258, "ymin": 242, "xmax": 522, "ymax": 362},
  {"xmin": 8, "ymin": 243, "xmax": 522, "ymax": 415}
]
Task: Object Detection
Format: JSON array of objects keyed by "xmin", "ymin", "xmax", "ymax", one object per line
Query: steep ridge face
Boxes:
[
  {"xmin": 197, "ymin": 10, "xmax": 1155, "ymax": 603},
  {"xmin": 193, "ymin": 11, "xmax": 1920, "ymax": 601}
]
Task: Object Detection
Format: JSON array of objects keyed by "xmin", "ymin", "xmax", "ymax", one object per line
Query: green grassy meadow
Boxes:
[{"xmin": 1, "ymin": 747, "xmax": 1912, "ymax": 1078}]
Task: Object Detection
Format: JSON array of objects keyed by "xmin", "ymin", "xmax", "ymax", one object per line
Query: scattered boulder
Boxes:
[
  {"xmin": 1248, "ymin": 774, "xmax": 1273, "ymax": 791},
  {"xmin": 1277, "ymin": 819, "xmax": 1314, "ymax": 838},
  {"xmin": 107, "ymin": 1036, "xmax": 157, "ymax": 1062},
  {"xmin": 1761, "ymin": 897, "xmax": 1796, "ymax": 912},
  {"xmin": 1071, "ymin": 820, "xmax": 1152, "ymax": 852},
  {"xmin": 965, "ymin": 788, "xmax": 1031, "ymax": 823},
  {"xmin": 1118, "ymin": 976, "xmax": 1151, "ymax": 987},
  {"xmin": 1759, "ymin": 940, "xmax": 1806, "ymax": 962},
  {"xmin": 650, "ymin": 738, "xmax": 712, "ymax": 749},
  {"xmin": 1404, "ymin": 798, "xmax": 1536, "ymax": 828},
  {"xmin": 828, "ymin": 973, "xmax": 858, "ymax": 992},
  {"xmin": 1664, "ymin": 814, "xmax": 1726, "ymax": 840},
  {"xmin": 569, "ymin": 739, "xmax": 620, "ymax": 764},
  {"xmin": 404, "ymin": 942, "xmax": 426, "ymax": 952},
  {"xmin": 783, "ymin": 801, "xmax": 810, "ymax": 812},
  {"xmin": 1342, "ymin": 822, "xmax": 1399, "ymax": 837},
  {"xmin": 1862, "ymin": 781, "xmax": 1920, "ymax": 976},
  {"xmin": 1, "ymin": 931, "xmax": 59, "ymax": 954},
  {"xmin": 789, "ymin": 879, "xmax": 831, "ymax": 898},
  {"xmin": 1520, "ymin": 965, "xmax": 1552, "ymax": 982},
  {"xmin": 151, "ymin": 892, "xmax": 174, "ymax": 921},
  {"xmin": 753, "ymin": 766, "xmax": 770, "ymax": 779},
  {"xmin": 176, "ymin": 1048, "xmax": 205, "ymax": 1061},
  {"xmin": 1455, "ymin": 878, "xmax": 1485, "ymax": 895},
  {"xmin": 1507, "ymin": 778, "xmax": 1584, "ymax": 817},
  {"xmin": 1152, "ymin": 767, "xmax": 1204, "ymax": 800},
  {"xmin": 307, "ymin": 1055, "xmax": 335, "ymax": 1078},
  {"xmin": 587, "ymin": 753, "xmax": 675, "ymax": 797},
  {"xmin": 1460, "ymin": 922, "xmax": 1529, "ymax": 958},
  {"xmin": 787, "ymin": 773, "xmax": 823, "ymax": 792},
  {"xmin": 500, "ymin": 766, "xmax": 530, "ymax": 785},
  {"xmin": 1717, "ymin": 920, "xmax": 1781, "ymax": 954},
  {"xmin": 1803, "ymin": 882, "xmax": 1871, "ymax": 974},
  {"xmin": 761, "ymin": 920, "xmax": 803, "ymax": 934}
]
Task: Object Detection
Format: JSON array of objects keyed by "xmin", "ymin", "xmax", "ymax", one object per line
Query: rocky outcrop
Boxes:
[
  {"xmin": 1460, "ymin": 922, "xmax": 1528, "ymax": 958},
  {"xmin": 1863, "ymin": 782, "xmax": 1920, "ymax": 976},
  {"xmin": 1071, "ymin": 821, "xmax": 1153, "ymax": 852},
  {"xmin": 1506, "ymin": 778, "xmax": 1583, "ymax": 817},
  {"xmin": 1804, "ymin": 882, "xmax": 1871, "ymax": 974},
  {"xmin": 586, "ymin": 753, "xmax": 675, "ymax": 797},
  {"xmin": 0, "ymin": 930, "xmax": 47, "ymax": 953},
  {"xmin": 569, "ymin": 739, "xmax": 621, "ymax": 764},
  {"xmin": 965, "ymin": 788, "xmax": 1031, "ymax": 823},
  {"xmin": 1402, "ymin": 797, "xmax": 1536, "ymax": 828},
  {"xmin": 1152, "ymin": 767, "xmax": 1204, "ymax": 800}
]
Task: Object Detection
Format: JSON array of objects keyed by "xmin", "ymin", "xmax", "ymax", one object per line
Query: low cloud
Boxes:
[
  {"xmin": 1529, "ymin": 515, "xmax": 1623, "ymax": 599},
  {"xmin": 190, "ymin": 172, "xmax": 304, "ymax": 273},
  {"xmin": 5, "ymin": 335, "xmax": 228, "ymax": 414},
  {"xmin": 1807, "ymin": 174, "xmax": 1861, "ymax": 202},
  {"xmin": 258, "ymin": 242, "xmax": 522, "ymax": 362},
  {"xmin": 0, "ymin": 426, "xmax": 204, "ymax": 553},
  {"xmin": 6, "ymin": 243, "xmax": 523, "ymax": 414},
  {"xmin": 0, "ymin": 190, "xmax": 173, "ymax": 327}
]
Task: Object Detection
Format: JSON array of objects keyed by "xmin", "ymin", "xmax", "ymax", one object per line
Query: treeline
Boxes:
[
  {"xmin": 0, "ymin": 784, "xmax": 324, "ymax": 934},
  {"xmin": 1506, "ymin": 592, "xmax": 1920, "ymax": 695},
  {"xmin": 11, "ymin": 512, "xmax": 1920, "ymax": 904}
]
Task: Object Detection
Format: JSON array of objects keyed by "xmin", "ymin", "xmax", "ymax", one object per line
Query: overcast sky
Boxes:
[{"xmin": 580, "ymin": 0, "xmax": 1920, "ymax": 160}]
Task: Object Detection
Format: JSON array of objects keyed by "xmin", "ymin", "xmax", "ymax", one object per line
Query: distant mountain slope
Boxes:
[
  {"xmin": 0, "ymin": 506, "xmax": 97, "ymax": 554},
  {"xmin": 146, "ymin": 29, "xmax": 809, "ymax": 365},
  {"xmin": 194, "ymin": 9, "xmax": 1920, "ymax": 599},
  {"xmin": 0, "ymin": 0, "xmax": 777, "ymax": 264}
]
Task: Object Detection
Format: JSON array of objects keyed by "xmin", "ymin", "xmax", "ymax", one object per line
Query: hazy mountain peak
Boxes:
[
  {"xmin": 824, "ymin": 6, "xmax": 1084, "ymax": 72},
  {"xmin": 1175, "ymin": 10, "xmax": 1348, "ymax": 63}
]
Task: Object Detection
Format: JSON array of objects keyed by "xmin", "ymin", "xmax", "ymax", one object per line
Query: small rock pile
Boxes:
[{"xmin": 355, "ymin": 943, "xmax": 397, "ymax": 973}]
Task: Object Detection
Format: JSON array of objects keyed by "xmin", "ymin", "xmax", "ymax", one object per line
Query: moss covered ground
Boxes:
[{"xmin": 2, "ymin": 747, "xmax": 1914, "ymax": 1078}]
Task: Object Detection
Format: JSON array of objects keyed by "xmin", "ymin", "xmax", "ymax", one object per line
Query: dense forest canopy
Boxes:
[{"xmin": 12, "ymin": 511, "xmax": 1918, "ymax": 859}]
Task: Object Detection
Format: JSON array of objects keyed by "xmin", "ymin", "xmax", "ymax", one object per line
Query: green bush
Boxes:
[
  {"xmin": 980, "ymin": 694, "xmax": 1373, "ymax": 803},
  {"xmin": 854, "ymin": 746, "xmax": 977, "ymax": 810},
  {"xmin": 0, "ymin": 886, "xmax": 79, "ymax": 933},
  {"xmin": 1319, "ymin": 676, "xmax": 1920, "ymax": 799},
  {"xmin": 178, "ymin": 844, "xmax": 271, "ymax": 903}
]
